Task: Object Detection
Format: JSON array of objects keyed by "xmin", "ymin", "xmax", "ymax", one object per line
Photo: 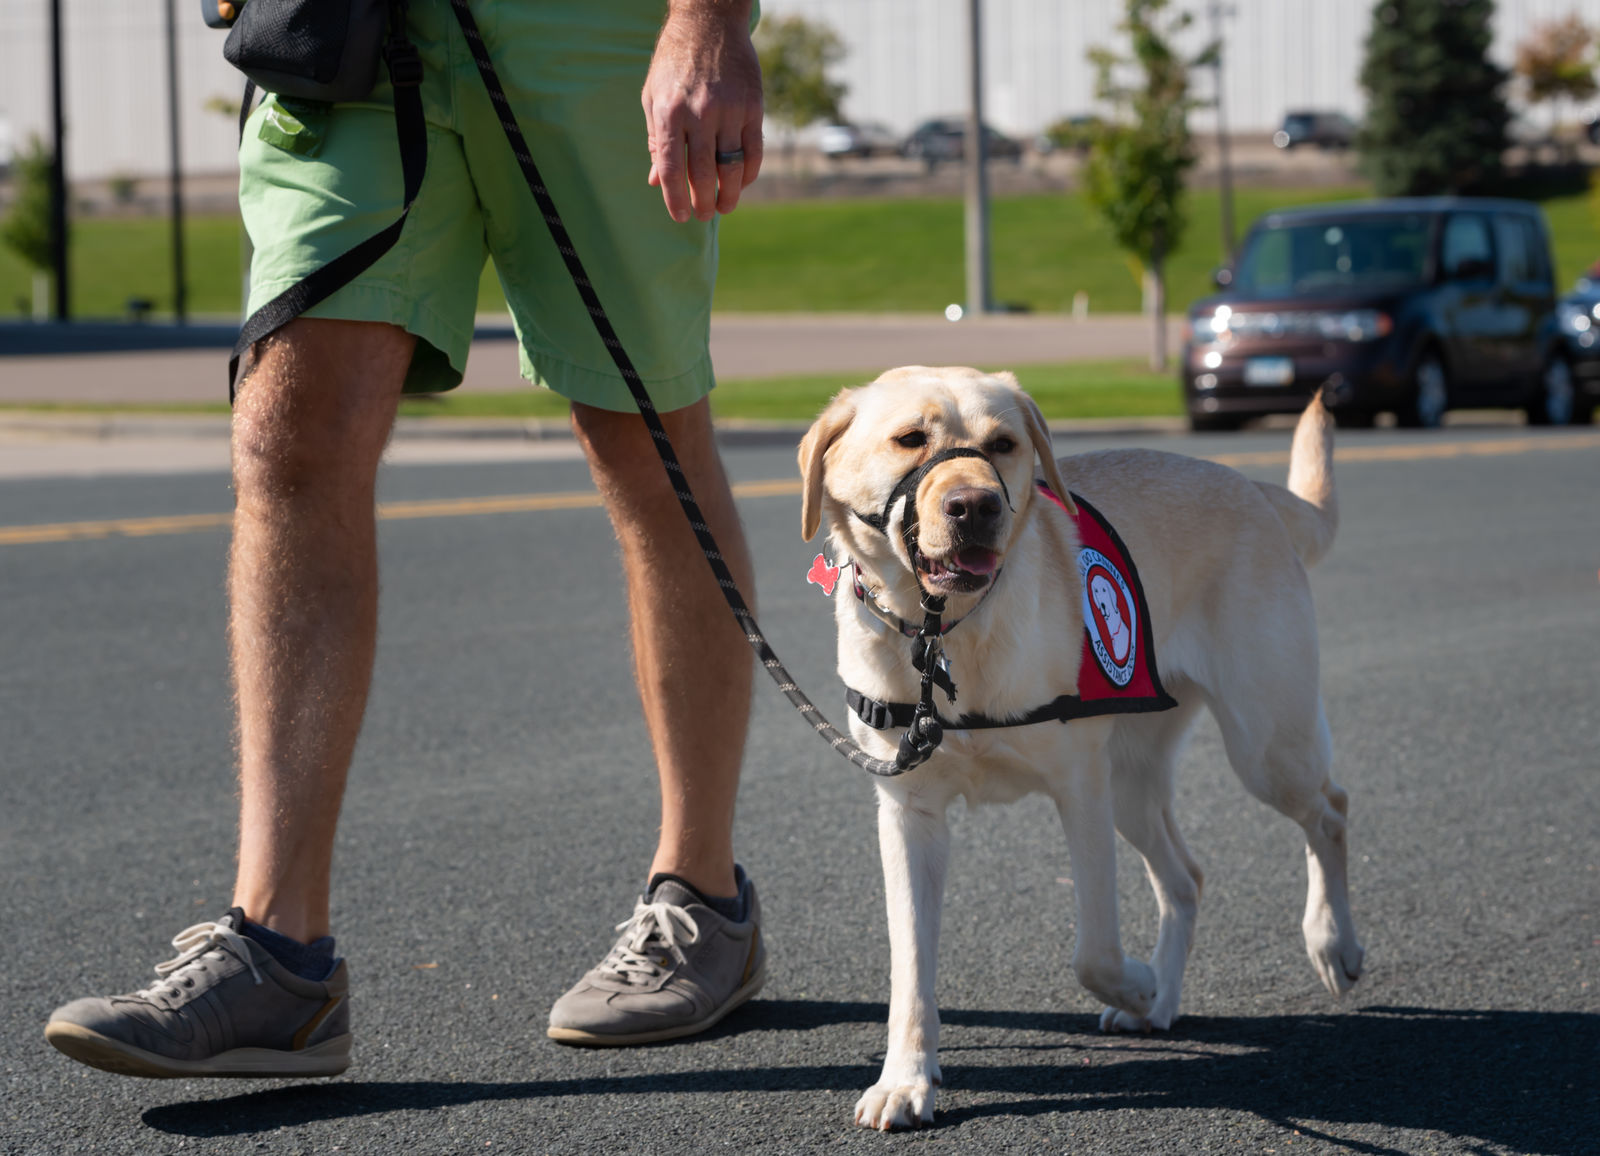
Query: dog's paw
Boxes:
[
  {"xmin": 1304, "ymin": 908, "xmax": 1364, "ymax": 995},
  {"xmin": 855, "ymin": 1081, "xmax": 935, "ymax": 1131},
  {"xmin": 1307, "ymin": 930, "xmax": 1365, "ymax": 995},
  {"xmin": 1098, "ymin": 1005, "xmax": 1176, "ymax": 1033}
]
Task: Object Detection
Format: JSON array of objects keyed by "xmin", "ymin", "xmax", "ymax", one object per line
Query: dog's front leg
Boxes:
[
  {"xmin": 1055, "ymin": 739, "xmax": 1158, "ymax": 1021},
  {"xmin": 855, "ymin": 780, "xmax": 950, "ymax": 1131}
]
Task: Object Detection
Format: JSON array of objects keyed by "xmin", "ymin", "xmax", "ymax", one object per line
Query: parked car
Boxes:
[
  {"xmin": 817, "ymin": 121, "xmax": 898, "ymax": 160},
  {"xmin": 1553, "ymin": 271, "xmax": 1600, "ymax": 423},
  {"xmin": 1272, "ymin": 110, "xmax": 1357, "ymax": 150},
  {"xmin": 1181, "ymin": 197, "xmax": 1576, "ymax": 430},
  {"xmin": 899, "ymin": 118, "xmax": 1024, "ymax": 168}
]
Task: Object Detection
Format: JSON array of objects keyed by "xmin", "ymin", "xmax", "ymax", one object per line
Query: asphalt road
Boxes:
[{"xmin": 3, "ymin": 423, "xmax": 1598, "ymax": 1155}]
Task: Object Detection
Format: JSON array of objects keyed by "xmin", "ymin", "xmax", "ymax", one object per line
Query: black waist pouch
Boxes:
[{"xmin": 222, "ymin": 0, "xmax": 389, "ymax": 102}]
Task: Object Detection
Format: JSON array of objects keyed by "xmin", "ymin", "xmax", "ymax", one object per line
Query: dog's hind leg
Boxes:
[
  {"xmin": 1051, "ymin": 725, "xmax": 1159, "ymax": 1023},
  {"xmin": 855, "ymin": 780, "xmax": 953, "ymax": 1131},
  {"xmin": 1209, "ymin": 688, "xmax": 1364, "ymax": 996},
  {"xmin": 1101, "ymin": 703, "xmax": 1206, "ymax": 1032}
]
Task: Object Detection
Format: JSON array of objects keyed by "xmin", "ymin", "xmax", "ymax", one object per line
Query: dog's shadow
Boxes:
[{"xmin": 143, "ymin": 1003, "xmax": 1597, "ymax": 1153}]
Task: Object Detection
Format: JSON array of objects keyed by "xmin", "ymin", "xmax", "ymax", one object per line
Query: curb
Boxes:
[{"xmin": 0, "ymin": 413, "xmax": 1190, "ymax": 445}]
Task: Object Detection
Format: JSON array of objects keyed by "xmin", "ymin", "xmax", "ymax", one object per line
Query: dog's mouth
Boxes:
[{"xmin": 915, "ymin": 545, "xmax": 1000, "ymax": 593}]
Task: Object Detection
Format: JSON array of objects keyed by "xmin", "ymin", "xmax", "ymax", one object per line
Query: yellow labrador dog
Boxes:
[{"xmin": 797, "ymin": 367, "xmax": 1364, "ymax": 1131}]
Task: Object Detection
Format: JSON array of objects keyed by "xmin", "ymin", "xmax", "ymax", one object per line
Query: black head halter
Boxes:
[
  {"xmin": 852, "ymin": 446, "xmax": 1014, "ymax": 546},
  {"xmin": 841, "ymin": 444, "xmax": 1017, "ymax": 770}
]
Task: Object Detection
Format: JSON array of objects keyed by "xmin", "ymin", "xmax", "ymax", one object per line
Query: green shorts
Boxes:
[{"xmin": 239, "ymin": 0, "xmax": 718, "ymax": 410}]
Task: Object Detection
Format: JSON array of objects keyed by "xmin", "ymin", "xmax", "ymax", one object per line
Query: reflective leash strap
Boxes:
[{"xmin": 446, "ymin": 0, "xmax": 936, "ymax": 778}]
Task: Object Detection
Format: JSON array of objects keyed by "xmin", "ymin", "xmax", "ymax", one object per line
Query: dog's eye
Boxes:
[
  {"xmin": 895, "ymin": 430, "xmax": 927, "ymax": 449},
  {"xmin": 987, "ymin": 436, "xmax": 1017, "ymax": 455}
]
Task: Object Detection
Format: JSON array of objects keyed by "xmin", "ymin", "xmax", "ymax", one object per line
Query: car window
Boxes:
[
  {"xmin": 1442, "ymin": 214, "xmax": 1495, "ymax": 281},
  {"xmin": 1518, "ymin": 216, "xmax": 1552, "ymax": 286},
  {"xmin": 1233, "ymin": 214, "xmax": 1430, "ymax": 297},
  {"xmin": 1494, "ymin": 215, "xmax": 1534, "ymax": 284}
]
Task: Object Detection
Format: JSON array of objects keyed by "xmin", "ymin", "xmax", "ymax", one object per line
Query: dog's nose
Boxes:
[{"xmin": 943, "ymin": 487, "xmax": 1003, "ymax": 532}]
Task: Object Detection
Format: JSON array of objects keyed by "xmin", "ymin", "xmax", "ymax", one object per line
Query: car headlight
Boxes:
[
  {"xmin": 1559, "ymin": 302, "xmax": 1594, "ymax": 333},
  {"xmin": 1190, "ymin": 304, "xmax": 1232, "ymax": 341},
  {"xmin": 1315, "ymin": 310, "xmax": 1392, "ymax": 342}
]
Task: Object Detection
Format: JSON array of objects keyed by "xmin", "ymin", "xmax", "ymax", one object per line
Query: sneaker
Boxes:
[
  {"xmin": 44, "ymin": 909, "xmax": 351, "ymax": 1079},
  {"xmin": 548, "ymin": 867, "xmax": 766, "ymax": 1046}
]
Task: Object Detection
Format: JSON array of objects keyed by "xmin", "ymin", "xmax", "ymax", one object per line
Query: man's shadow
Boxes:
[{"xmin": 144, "ymin": 1002, "xmax": 1599, "ymax": 1154}]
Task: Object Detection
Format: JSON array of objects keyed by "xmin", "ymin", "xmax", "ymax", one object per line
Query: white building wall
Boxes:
[
  {"xmin": 766, "ymin": 0, "xmax": 1600, "ymax": 137},
  {"xmin": 0, "ymin": 0, "xmax": 244, "ymax": 182},
  {"xmin": 2, "ymin": 0, "xmax": 1599, "ymax": 182}
]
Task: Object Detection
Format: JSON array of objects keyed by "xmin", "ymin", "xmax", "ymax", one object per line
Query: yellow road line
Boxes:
[
  {"xmin": 0, "ymin": 478, "xmax": 806, "ymax": 546},
  {"xmin": 1, "ymin": 433, "xmax": 1592, "ymax": 548}
]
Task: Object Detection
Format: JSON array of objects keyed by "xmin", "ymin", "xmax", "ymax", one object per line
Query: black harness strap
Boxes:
[
  {"xmin": 846, "ymin": 684, "xmax": 1178, "ymax": 734},
  {"xmin": 228, "ymin": 0, "xmax": 425, "ymax": 399}
]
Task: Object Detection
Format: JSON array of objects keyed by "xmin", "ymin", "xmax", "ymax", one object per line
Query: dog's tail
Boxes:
[{"xmin": 1256, "ymin": 390, "xmax": 1338, "ymax": 568}]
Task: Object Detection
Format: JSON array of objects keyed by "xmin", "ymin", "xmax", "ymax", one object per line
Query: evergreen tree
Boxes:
[{"xmin": 1357, "ymin": 0, "xmax": 1510, "ymax": 195}]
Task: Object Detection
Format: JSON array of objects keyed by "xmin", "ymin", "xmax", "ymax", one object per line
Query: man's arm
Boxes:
[{"xmin": 642, "ymin": 0, "xmax": 764, "ymax": 223}]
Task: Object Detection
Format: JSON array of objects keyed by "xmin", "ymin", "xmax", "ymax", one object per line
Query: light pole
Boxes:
[
  {"xmin": 1209, "ymin": 2, "xmax": 1237, "ymax": 264},
  {"xmin": 49, "ymin": 0, "xmax": 69, "ymax": 320},
  {"xmin": 165, "ymin": 0, "xmax": 188, "ymax": 323},
  {"xmin": 963, "ymin": 0, "xmax": 991, "ymax": 316}
]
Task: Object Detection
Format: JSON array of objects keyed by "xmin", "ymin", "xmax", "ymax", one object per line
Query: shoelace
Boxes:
[
  {"xmin": 135, "ymin": 919, "xmax": 263, "ymax": 1001},
  {"xmin": 601, "ymin": 900, "xmax": 701, "ymax": 984}
]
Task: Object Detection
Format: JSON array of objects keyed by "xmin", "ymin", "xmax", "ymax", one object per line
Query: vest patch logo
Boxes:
[{"xmin": 1078, "ymin": 547, "xmax": 1137, "ymax": 687}]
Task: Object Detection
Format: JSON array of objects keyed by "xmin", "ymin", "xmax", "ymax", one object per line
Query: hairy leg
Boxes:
[
  {"xmin": 229, "ymin": 319, "xmax": 413, "ymax": 942},
  {"xmin": 570, "ymin": 398, "xmax": 754, "ymax": 899}
]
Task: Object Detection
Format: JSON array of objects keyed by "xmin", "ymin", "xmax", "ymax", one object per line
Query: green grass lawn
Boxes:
[
  {"xmin": 10, "ymin": 182, "xmax": 1600, "ymax": 322},
  {"xmin": 0, "ymin": 358, "xmax": 1181, "ymax": 424},
  {"xmin": 0, "ymin": 188, "xmax": 1366, "ymax": 319},
  {"xmin": 396, "ymin": 358, "xmax": 1183, "ymax": 423}
]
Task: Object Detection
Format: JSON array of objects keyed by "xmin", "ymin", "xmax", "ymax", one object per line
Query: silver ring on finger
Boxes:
[{"xmin": 715, "ymin": 147, "xmax": 746, "ymax": 166}]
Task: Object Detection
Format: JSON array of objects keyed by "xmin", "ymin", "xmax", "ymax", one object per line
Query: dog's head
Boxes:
[{"xmin": 798, "ymin": 366, "xmax": 1071, "ymax": 602}]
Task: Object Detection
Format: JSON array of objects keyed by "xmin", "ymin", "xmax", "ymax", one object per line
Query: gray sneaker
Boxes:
[
  {"xmin": 548, "ymin": 867, "xmax": 766, "ymax": 1046},
  {"xmin": 44, "ymin": 910, "xmax": 351, "ymax": 1079}
]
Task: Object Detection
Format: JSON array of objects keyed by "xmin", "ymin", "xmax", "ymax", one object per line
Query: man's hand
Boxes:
[{"xmin": 642, "ymin": 0, "xmax": 763, "ymax": 222}]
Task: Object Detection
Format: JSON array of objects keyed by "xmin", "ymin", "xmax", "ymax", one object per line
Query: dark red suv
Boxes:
[{"xmin": 1181, "ymin": 198, "xmax": 1578, "ymax": 430}]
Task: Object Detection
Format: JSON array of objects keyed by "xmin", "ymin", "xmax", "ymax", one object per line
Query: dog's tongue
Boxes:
[{"xmin": 956, "ymin": 546, "xmax": 999, "ymax": 575}]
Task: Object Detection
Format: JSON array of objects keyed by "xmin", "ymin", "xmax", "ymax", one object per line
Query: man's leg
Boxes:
[
  {"xmin": 230, "ymin": 318, "xmax": 414, "ymax": 942},
  {"xmin": 569, "ymin": 397, "xmax": 752, "ymax": 900},
  {"xmin": 43, "ymin": 318, "xmax": 412, "ymax": 1079},
  {"xmin": 546, "ymin": 398, "xmax": 766, "ymax": 1047}
]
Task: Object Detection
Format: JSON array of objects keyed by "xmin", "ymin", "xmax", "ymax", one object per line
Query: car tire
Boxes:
[
  {"xmin": 1332, "ymin": 407, "xmax": 1375, "ymax": 429},
  {"xmin": 1526, "ymin": 356, "xmax": 1576, "ymax": 426},
  {"xmin": 1397, "ymin": 352, "xmax": 1449, "ymax": 429}
]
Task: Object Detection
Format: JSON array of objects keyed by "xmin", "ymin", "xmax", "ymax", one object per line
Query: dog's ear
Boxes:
[
  {"xmin": 798, "ymin": 390, "xmax": 857, "ymax": 540},
  {"xmin": 1014, "ymin": 382, "xmax": 1075, "ymax": 514}
]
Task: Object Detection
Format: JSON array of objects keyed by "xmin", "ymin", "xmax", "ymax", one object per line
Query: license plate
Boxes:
[{"xmin": 1244, "ymin": 357, "xmax": 1294, "ymax": 386}]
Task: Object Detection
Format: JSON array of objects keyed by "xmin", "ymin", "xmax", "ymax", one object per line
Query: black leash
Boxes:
[{"xmin": 446, "ymin": 0, "xmax": 941, "ymax": 777}]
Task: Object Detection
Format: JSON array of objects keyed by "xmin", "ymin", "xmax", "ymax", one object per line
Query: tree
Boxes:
[
  {"xmin": 1357, "ymin": 0, "xmax": 1510, "ymax": 195},
  {"xmin": 755, "ymin": 14, "xmax": 846, "ymax": 160},
  {"xmin": 1084, "ymin": 0, "xmax": 1209, "ymax": 371},
  {"xmin": 1515, "ymin": 14, "xmax": 1597, "ymax": 142},
  {"xmin": 1, "ymin": 135, "xmax": 54, "ymax": 274}
]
